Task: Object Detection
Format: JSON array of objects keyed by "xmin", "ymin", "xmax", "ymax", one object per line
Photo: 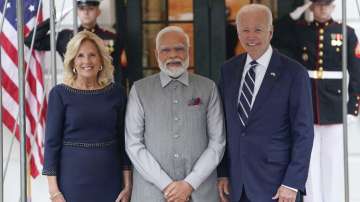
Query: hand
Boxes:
[
  {"xmin": 217, "ymin": 177, "xmax": 230, "ymax": 202},
  {"xmin": 163, "ymin": 181, "xmax": 193, "ymax": 202},
  {"xmin": 50, "ymin": 193, "xmax": 66, "ymax": 202},
  {"xmin": 272, "ymin": 186, "xmax": 297, "ymax": 202},
  {"xmin": 304, "ymin": 10, "xmax": 314, "ymax": 22},
  {"xmin": 289, "ymin": 2, "xmax": 312, "ymax": 20},
  {"xmin": 347, "ymin": 114, "xmax": 358, "ymax": 124},
  {"xmin": 115, "ymin": 186, "xmax": 132, "ymax": 202}
]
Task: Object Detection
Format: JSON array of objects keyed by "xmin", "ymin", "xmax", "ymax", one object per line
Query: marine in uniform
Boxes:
[
  {"xmin": 272, "ymin": 0, "xmax": 360, "ymax": 202},
  {"xmin": 24, "ymin": 0, "xmax": 126, "ymax": 83}
]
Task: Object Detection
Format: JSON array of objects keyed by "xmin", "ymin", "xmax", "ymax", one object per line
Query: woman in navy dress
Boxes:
[{"xmin": 43, "ymin": 31, "xmax": 132, "ymax": 202}]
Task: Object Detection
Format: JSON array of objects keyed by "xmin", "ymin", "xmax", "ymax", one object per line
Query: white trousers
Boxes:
[{"xmin": 304, "ymin": 124, "xmax": 345, "ymax": 202}]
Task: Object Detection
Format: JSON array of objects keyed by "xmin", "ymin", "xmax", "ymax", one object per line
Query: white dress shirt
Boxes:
[{"xmin": 238, "ymin": 46, "xmax": 273, "ymax": 107}]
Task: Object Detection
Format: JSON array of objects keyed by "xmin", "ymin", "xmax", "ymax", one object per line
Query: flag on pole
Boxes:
[{"xmin": 1, "ymin": 0, "xmax": 47, "ymax": 178}]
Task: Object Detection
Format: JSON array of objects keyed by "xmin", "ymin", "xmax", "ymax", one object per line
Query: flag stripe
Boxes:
[{"xmin": 1, "ymin": 0, "xmax": 46, "ymax": 178}]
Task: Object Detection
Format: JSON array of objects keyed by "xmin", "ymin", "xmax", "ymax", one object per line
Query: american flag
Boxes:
[{"xmin": 1, "ymin": 0, "xmax": 47, "ymax": 178}]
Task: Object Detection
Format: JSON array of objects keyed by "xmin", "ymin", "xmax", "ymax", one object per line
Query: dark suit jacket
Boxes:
[{"xmin": 217, "ymin": 49, "xmax": 314, "ymax": 202}]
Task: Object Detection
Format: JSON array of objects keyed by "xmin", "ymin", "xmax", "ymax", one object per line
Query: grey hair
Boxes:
[
  {"xmin": 236, "ymin": 4, "xmax": 273, "ymax": 31},
  {"xmin": 155, "ymin": 26, "xmax": 190, "ymax": 50}
]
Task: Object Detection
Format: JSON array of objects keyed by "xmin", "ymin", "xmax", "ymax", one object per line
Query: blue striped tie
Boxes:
[{"xmin": 238, "ymin": 60, "xmax": 257, "ymax": 127}]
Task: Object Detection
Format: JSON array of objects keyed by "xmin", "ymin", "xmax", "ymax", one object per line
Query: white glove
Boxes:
[
  {"xmin": 347, "ymin": 114, "xmax": 359, "ymax": 124},
  {"xmin": 56, "ymin": 7, "xmax": 73, "ymax": 23},
  {"xmin": 289, "ymin": 2, "xmax": 313, "ymax": 20},
  {"xmin": 304, "ymin": 10, "xmax": 314, "ymax": 22}
]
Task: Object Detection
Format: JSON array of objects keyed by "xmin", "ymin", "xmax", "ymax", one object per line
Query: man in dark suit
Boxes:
[{"xmin": 217, "ymin": 4, "xmax": 314, "ymax": 202}]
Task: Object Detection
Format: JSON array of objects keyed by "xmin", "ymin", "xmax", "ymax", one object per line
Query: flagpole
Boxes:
[
  {"xmin": 0, "ymin": 0, "xmax": 10, "ymax": 200},
  {"xmin": 49, "ymin": 0, "xmax": 56, "ymax": 86},
  {"xmin": 16, "ymin": 0, "xmax": 27, "ymax": 201},
  {"xmin": 341, "ymin": 0, "xmax": 349, "ymax": 201},
  {"xmin": 73, "ymin": 0, "xmax": 77, "ymax": 33}
]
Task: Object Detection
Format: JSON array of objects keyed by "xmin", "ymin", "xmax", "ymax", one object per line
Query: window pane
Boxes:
[
  {"xmin": 142, "ymin": 24, "xmax": 165, "ymax": 70},
  {"xmin": 143, "ymin": 0, "xmax": 166, "ymax": 21},
  {"xmin": 225, "ymin": 0, "xmax": 250, "ymax": 21},
  {"xmin": 225, "ymin": 0, "xmax": 250, "ymax": 56},
  {"xmin": 253, "ymin": 0, "xmax": 277, "ymax": 17},
  {"xmin": 168, "ymin": 0, "xmax": 193, "ymax": 21}
]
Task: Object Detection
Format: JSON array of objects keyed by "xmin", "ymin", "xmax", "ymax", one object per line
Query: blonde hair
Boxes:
[{"xmin": 63, "ymin": 30, "xmax": 114, "ymax": 87}]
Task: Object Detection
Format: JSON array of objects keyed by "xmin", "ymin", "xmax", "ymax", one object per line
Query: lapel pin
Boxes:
[{"xmin": 270, "ymin": 72, "xmax": 276, "ymax": 77}]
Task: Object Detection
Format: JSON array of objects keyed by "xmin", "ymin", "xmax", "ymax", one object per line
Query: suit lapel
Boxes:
[{"xmin": 248, "ymin": 51, "xmax": 282, "ymax": 119}]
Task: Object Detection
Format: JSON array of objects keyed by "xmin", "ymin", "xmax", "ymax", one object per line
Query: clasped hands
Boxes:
[{"xmin": 163, "ymin": 180, "xmax": 193, "ymax": 202}]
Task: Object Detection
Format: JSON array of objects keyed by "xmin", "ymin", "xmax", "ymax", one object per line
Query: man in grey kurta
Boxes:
[{"xmin": 125, "ymin": 26, "xmax": 225, "ymax": 202}]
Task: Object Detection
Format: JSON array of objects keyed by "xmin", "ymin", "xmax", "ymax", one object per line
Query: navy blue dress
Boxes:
[{"xmin": 43, "ymin": 83, "xmax": 131, "ymax": 202}]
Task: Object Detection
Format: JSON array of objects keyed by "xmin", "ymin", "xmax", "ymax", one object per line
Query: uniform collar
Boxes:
[
  {"xmin": 314, "ymin": 19, "xmax": 333, "ymax": 27},
  {"xmin": 160, "ymin": 71, "xmax": 189, "ymax": 88},
  {"xmin": 78, "ymin": 24, "xmax": 99, "ymax": 33}
]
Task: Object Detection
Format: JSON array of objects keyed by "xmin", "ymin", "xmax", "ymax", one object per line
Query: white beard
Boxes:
[{"xmin": 158, "ymin": 57, "xmax": 189, "ymax": 78}]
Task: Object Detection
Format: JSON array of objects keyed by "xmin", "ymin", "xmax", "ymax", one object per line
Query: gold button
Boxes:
[
  {"xmin": 355, "ymin": 110, "xmax": 358, "ymax": 114},
  {"xmin": 357, "ymin": 96, "xmax": 360, "ymax": 100},
  {"xmin": 319, "ymin": 43, "xmax": 324, "ymax": 49},
  {"xmin": 356, "ymin": 103, "xmax": 359, "ymax": 107},
  {"xmin": 303, "ymin": 47, "xmax": 307, "ymax": 51},
  {"xmin": 336, "ymin": 48, "xmax": 340, "ymax": 52},
  {"xmin": 318, "ymin": 59, "xmax": 323, "ymax": 64},
  {"xmin": 319, "ymin": 35, "xmax": 324, "ymax": 41},
  {"xmin": 319, "ymin": 29, "xmax": 324, "ymax": 34},
  {"xmin": 319, "ymin": 67, "xmax": 324, "ymax": 71},
  {"xmin": 319, "ymin": 51, "xmax": 324, "ymax": 56}
]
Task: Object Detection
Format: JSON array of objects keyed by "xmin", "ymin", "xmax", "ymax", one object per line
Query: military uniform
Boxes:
[
  {"xmin": 25, "ymin": 20, "xmax": 122, "ymax": 61},
  {"xmin": 273, "ymin": 16, "xmax": 360, "ymax": 122},
  {"xmin": 24, "ymin": 0, "xmax": 126, "ymax": 83},
  {"xmin": 273, "ymin": 2, "xmax": 360, "ymax": 201}
]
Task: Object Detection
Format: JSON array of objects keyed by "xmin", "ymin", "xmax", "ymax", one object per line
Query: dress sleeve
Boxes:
[
  {"xmin": 42, "ymin": 87, "xmax": 65, "ymax": 176},
  {"xmin": 118, "ymin": 87, "xmax": 132, "ymax": 170}
]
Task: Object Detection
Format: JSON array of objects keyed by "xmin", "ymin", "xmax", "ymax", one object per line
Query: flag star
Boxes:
[
  {"xmin": 28, "ymin": 5, "xmax": 35, "ymax": 12},
  {"xmin": 6, "ymin": 2, "xmax": 11, "ymax": 8}
]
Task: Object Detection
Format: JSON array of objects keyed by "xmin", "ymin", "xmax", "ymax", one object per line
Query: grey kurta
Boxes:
[{"xmin": 125, "ymin": 72, "xmax": 225, "ymax": 202}]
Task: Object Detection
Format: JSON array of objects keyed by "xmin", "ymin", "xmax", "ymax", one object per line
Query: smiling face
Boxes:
[
  {"xmin": 73, "ymin": 39, "xmax": 102, "ymax": 82},
  {"xmin": 236, "ymin": 9, "xmax": 273, "ymax": 60},
  {"xmin": 155, "ymin": 31, "xmax": 189, "ymax": 78}
]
